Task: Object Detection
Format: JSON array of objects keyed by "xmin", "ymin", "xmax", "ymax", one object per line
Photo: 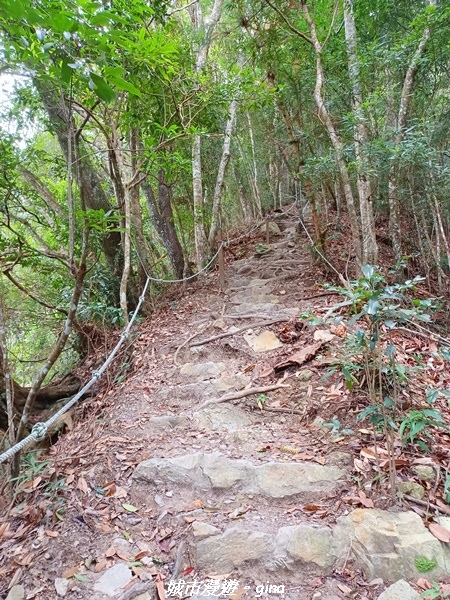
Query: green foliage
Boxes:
[
  {"xmin": 399, "ymin": 409, "xmax": 447, "ymax": 451},
  {"xmin": 415, "ymin": 556, "xmax": 438, "ymax": 574},
  {"xmin": 329, "ymin": 266, "xmax": 444, "ymax": 488},
  {"xmin": 421, "ymin": 582, "xmax": 450, "ymax": 599}
]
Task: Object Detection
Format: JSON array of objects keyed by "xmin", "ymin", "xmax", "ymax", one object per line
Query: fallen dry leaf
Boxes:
[
  {"xmin": 45, "ymin": 530, "xmax": 59, "ymax": 538},
  {"xmin": 274, "ymin": 342, "xmax": 322, "ymax": 371},
  {"xmin": 429, "ymin": 522, "xmax": 450, "ymax": 543},
  {"xmin": 156, "ymin": 574, "xmax": 166, "ymax": 600},
  {"xmin": 416, "ymin": 578, "xmax": 433, "ymax": 590}
]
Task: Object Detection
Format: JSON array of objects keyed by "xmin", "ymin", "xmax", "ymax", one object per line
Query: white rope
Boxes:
[
  {"xmin": 0, "ymin": 218, "xmax": 267, "ymax": 464},
  {"xmin": 0, "ymin": 278, "xmax": 150, "ymax": 464}
]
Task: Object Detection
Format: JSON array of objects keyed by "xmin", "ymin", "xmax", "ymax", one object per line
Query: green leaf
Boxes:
[
  {"xmin": 122, "ymin": 503, "xmax": 138, "ymax": 513},
  {"xmin": 362, "ymin": 265, "xmax": 375, "ymax": 279},
  {"xmin": 426, "ymin": 389, "xmax": 439, "ymax": 405},
  {"xmin": 356, "ymin": 405, "xmax": 379, "ymax": 422},
  {"xmin": 90, "ymin": 73, "xmax": 116, "ymax": 102},
  {"xmin": 108, "ymin": 76, "xmax": 142, "ymax": 97},
  {"xmin": 367, "ymin": 297, "xmax": 380, "ymax": 315},
  {"xmin": 385, "ymin": 344, "xmax": 396, "ymax": 358}
]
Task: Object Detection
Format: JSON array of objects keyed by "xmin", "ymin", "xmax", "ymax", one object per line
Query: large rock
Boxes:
[
  {"xmin": 93, "ymin": 563, "xmax": 133, "ymax": 597},
  {"xmin": 244, "ymin": 330, "xmax": 283, "ymax": 352},
  {"xmin": 260, "ymin": 221, "xmax": 281, "ymax": 235},
  {"xmin": 193, "ymin": 404, "xmax": 252, "ymax": 431},
  {"xmin": 179, "ymin": 362, "xmax": 226, "ymax": 381},
  {"xmin": 230, "ymin": 292, "xmax": 278, "ymax": 305},
  {"xmin": 196, "ymin": 523, "xmax": 348, "ymax": 577},
  {"xmin": 339, "ymin": 509, "xmax": 450, "ymax": 581},
  {"xmin": 377, "ymin": 580, "xmax": 420, "ymax": 600},
  {"xmin": 6, "ymin": 587, "xmax": 25, "ymax": 600},
  {"xmin": 254, "ymin": 462, "xmax": 344, "ymax": 498},
  {"xmin": 274, "ymin": 523, "xmax": 349, "ymax": 573},
  {"xmin": 196, "ymin": 528, "xmax": 273, "ymax": 573},
  {"xmin": 133, "ymin": 452, "xmax": 345, "ymax": 500}
]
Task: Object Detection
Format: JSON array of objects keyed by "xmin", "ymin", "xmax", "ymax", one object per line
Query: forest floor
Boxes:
[{"xmin": 2, "ymin": 206, "xmax": 450, "ymax": 600}]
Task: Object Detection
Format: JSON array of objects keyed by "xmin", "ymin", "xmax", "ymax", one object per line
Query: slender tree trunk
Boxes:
[
  {"xmin": 301, "ymin": 1, "xmax": 362, "ymax": 267},
  {"xmin": 141, "ymin": 173, "xmax": 187, "ymax": 279},
  {"xmin": 387, "ymin": 0, "xmax": 435, "ymax": 263},
  {"xmin": 192, "ymin": 135, "xmax": 208, "ymax": 269},
  {"xmin": 13, "ymin": 225, "xmax": 89, "ymax": 475},
  {"xmin": 0, "ymin": 291, "xmax": 14, "ymax": 452},
  {"xmin": 234, "ymin": 164, "xmax": 253, "ymax": 221},
  {"xmin": 344, "ymin": 0, "xmax": 377, "ymax": 265},
  {"xmin": 208, "ymin": 99, "xmax": 239, "ymax": 246},
  {"xmin": 247, "ymin": 112, "xmax": 262, "ymax": 217},
  {"xmin": 190, "ymin": 0, "xmax": 224, "ymax": 267}
]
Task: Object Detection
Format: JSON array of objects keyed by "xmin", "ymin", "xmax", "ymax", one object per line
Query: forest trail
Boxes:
[{"xmin": 2, "ymin": 207, "xmax": 448, "ymax": 600}]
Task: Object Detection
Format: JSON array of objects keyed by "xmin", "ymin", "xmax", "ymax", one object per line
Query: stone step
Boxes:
[
  {"xmin": 132, "ymin": 451, "xmax": 345, "ymax": 502},
  {"xmin": 186, "ymin": 509, "xmax": 450, "ymax": 584}
]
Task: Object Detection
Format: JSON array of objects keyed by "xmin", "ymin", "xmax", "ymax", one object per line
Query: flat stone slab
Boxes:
[
  {"xmin": 244, "ymin": 330, "xmax": 283, "ymax": 352},
  {"xmin": 195, "ymin": 523, "xmax": 349, "ymax": 577},
  {"xmin": 133, "ymin": 452, "xmax": 345, "ymax": 500},
  {"xmin": 230, "ymin": 292, "xmax": 278, "ymax": 305},
  {"xmin": 154, "ymin": 374, "xmax": 250, "ymax": 403},
  {"xmin": 179, "ymin": 362, "xmax": 226, "ymax": 381},
  {"xmin": 338, "ymin": 509, "xmax": 450, "ymax": 581},
  {"xmin": 377, "ymin": 580, "xmax": 420, "ymax": 600},
  {"xmin": 230, "ymin": 303, "xmax": 281, "ymax": 315},
  {"xmin": 93, "ymin": 563, "xmax": 133, "ymax": 597},
  {"xmin": 148, "ymin": 415, "xmax": 187, "ymax": 429},
  {"xmin": 193, "ymin": 404, "xmax": 252, "ymax": 431}
]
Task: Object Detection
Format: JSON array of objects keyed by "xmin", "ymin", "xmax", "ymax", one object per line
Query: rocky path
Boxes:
[{"xmin": 4, "ymin": 209, "xmax": 450, "ymax": 600}]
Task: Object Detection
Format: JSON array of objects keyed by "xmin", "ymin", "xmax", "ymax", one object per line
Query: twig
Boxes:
[
  {"xmin": 401, "ymin": 494, "xmax": 450, "ymax": 516},
  {"xmin": 299, "ymin": 291, "xmax": 339, "ymax": 301},
  {"xmin": 195, "ymin": 384, "xmax": 290, "ymax": 411},
  {"xmin": 398, "ymin": 325, "xmax": 450, "ymax": 347},
  {"xmin": 174, "ymin": 326, "xmax": 206, "ymax": 366},
  {"xmin": 319, "ymin": 299, "xmax": 353, "ymax": 319},
  {"xmin": 260, "ymin": 406, "xmax": 304, "ymax": 416},
  {"xmin": 190, "ymin": 318, "xmax": 289, "ymax": 347}
]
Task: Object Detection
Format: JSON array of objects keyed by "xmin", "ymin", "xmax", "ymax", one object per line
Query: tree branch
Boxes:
[{"xmin": 264, "ymin": 0, "xmax": 313, "ymax": 46}]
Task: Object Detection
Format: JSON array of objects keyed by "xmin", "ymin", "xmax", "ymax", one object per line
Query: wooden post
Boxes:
[
  {"xmin": 265, "ymin": 215, "xmax": 270, "ymax": 244},
  {"xmin": 218, "ymin": 229, "xmax": 225, "ymax": 291}
]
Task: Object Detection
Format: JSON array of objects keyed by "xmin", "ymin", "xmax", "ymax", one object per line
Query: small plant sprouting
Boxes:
[
  {"xmin": 421, "ymin": 582, "xmax": 450, "ymax": 599},
  {"xmin": 257, "ymin": 394, "xmax": 267, "ymax": 409},
  {"xmin": 415, "ymin": 555, "xmax": 438, "ymax": 573}
]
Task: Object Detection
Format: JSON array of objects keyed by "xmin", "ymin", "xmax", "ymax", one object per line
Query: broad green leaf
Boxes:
[
  {"xmin": 108, "ymin": 76, "xmax": 142, "ymax": 97},
  {"xmin": 90, "ymin": 73, "xmax": 116, "ymax": 102},
  {"xmin": 122, "ymin": 503, "xmax": 138, "ymax": 513}
]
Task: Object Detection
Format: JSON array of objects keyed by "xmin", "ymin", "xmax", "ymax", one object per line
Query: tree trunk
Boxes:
[
  {"xmin": 0, "ymin": 371, "xmax": 81, "ymax": 433},
  {"xmin": 208, "ymin": 99, "xmax": 239, "ymax": 247},
  {"xmin": 387, "ymin": 0, "xmax": 435, "ymax": 263},
  {"xmin": 141, "ymin": 173, "xmax": 187, "ymax": 279},
  {"xmin": 190, "ymin": 0, "xmax": 225, "ymax": 268},
  {"xmin": 246, "ymin": 112, "xmax": 262, "ymax": 217},
  {"xmin": 344, "ymin": 0, "xmax": 377, "ymax": 265},
  {"xmin": 302, "ymin": 0, "xmax": 362, "ymax": 267},
  {"xmin": 192, "ymin": 134, "xmax": 208, "ymax": 269},
  {"xmin": 35, "ymin": 80, "xmax": 121, "ymax": 274}
]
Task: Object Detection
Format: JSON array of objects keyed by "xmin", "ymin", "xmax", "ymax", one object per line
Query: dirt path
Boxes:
[{"xmin": 1, "ymin": 209, "xmax": 446, "ymax": 600}]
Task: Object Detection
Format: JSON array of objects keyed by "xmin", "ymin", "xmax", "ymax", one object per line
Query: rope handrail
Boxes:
[{"xmin": 0, "ymin": 216, "xmax": 267, "ymax": 464}]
